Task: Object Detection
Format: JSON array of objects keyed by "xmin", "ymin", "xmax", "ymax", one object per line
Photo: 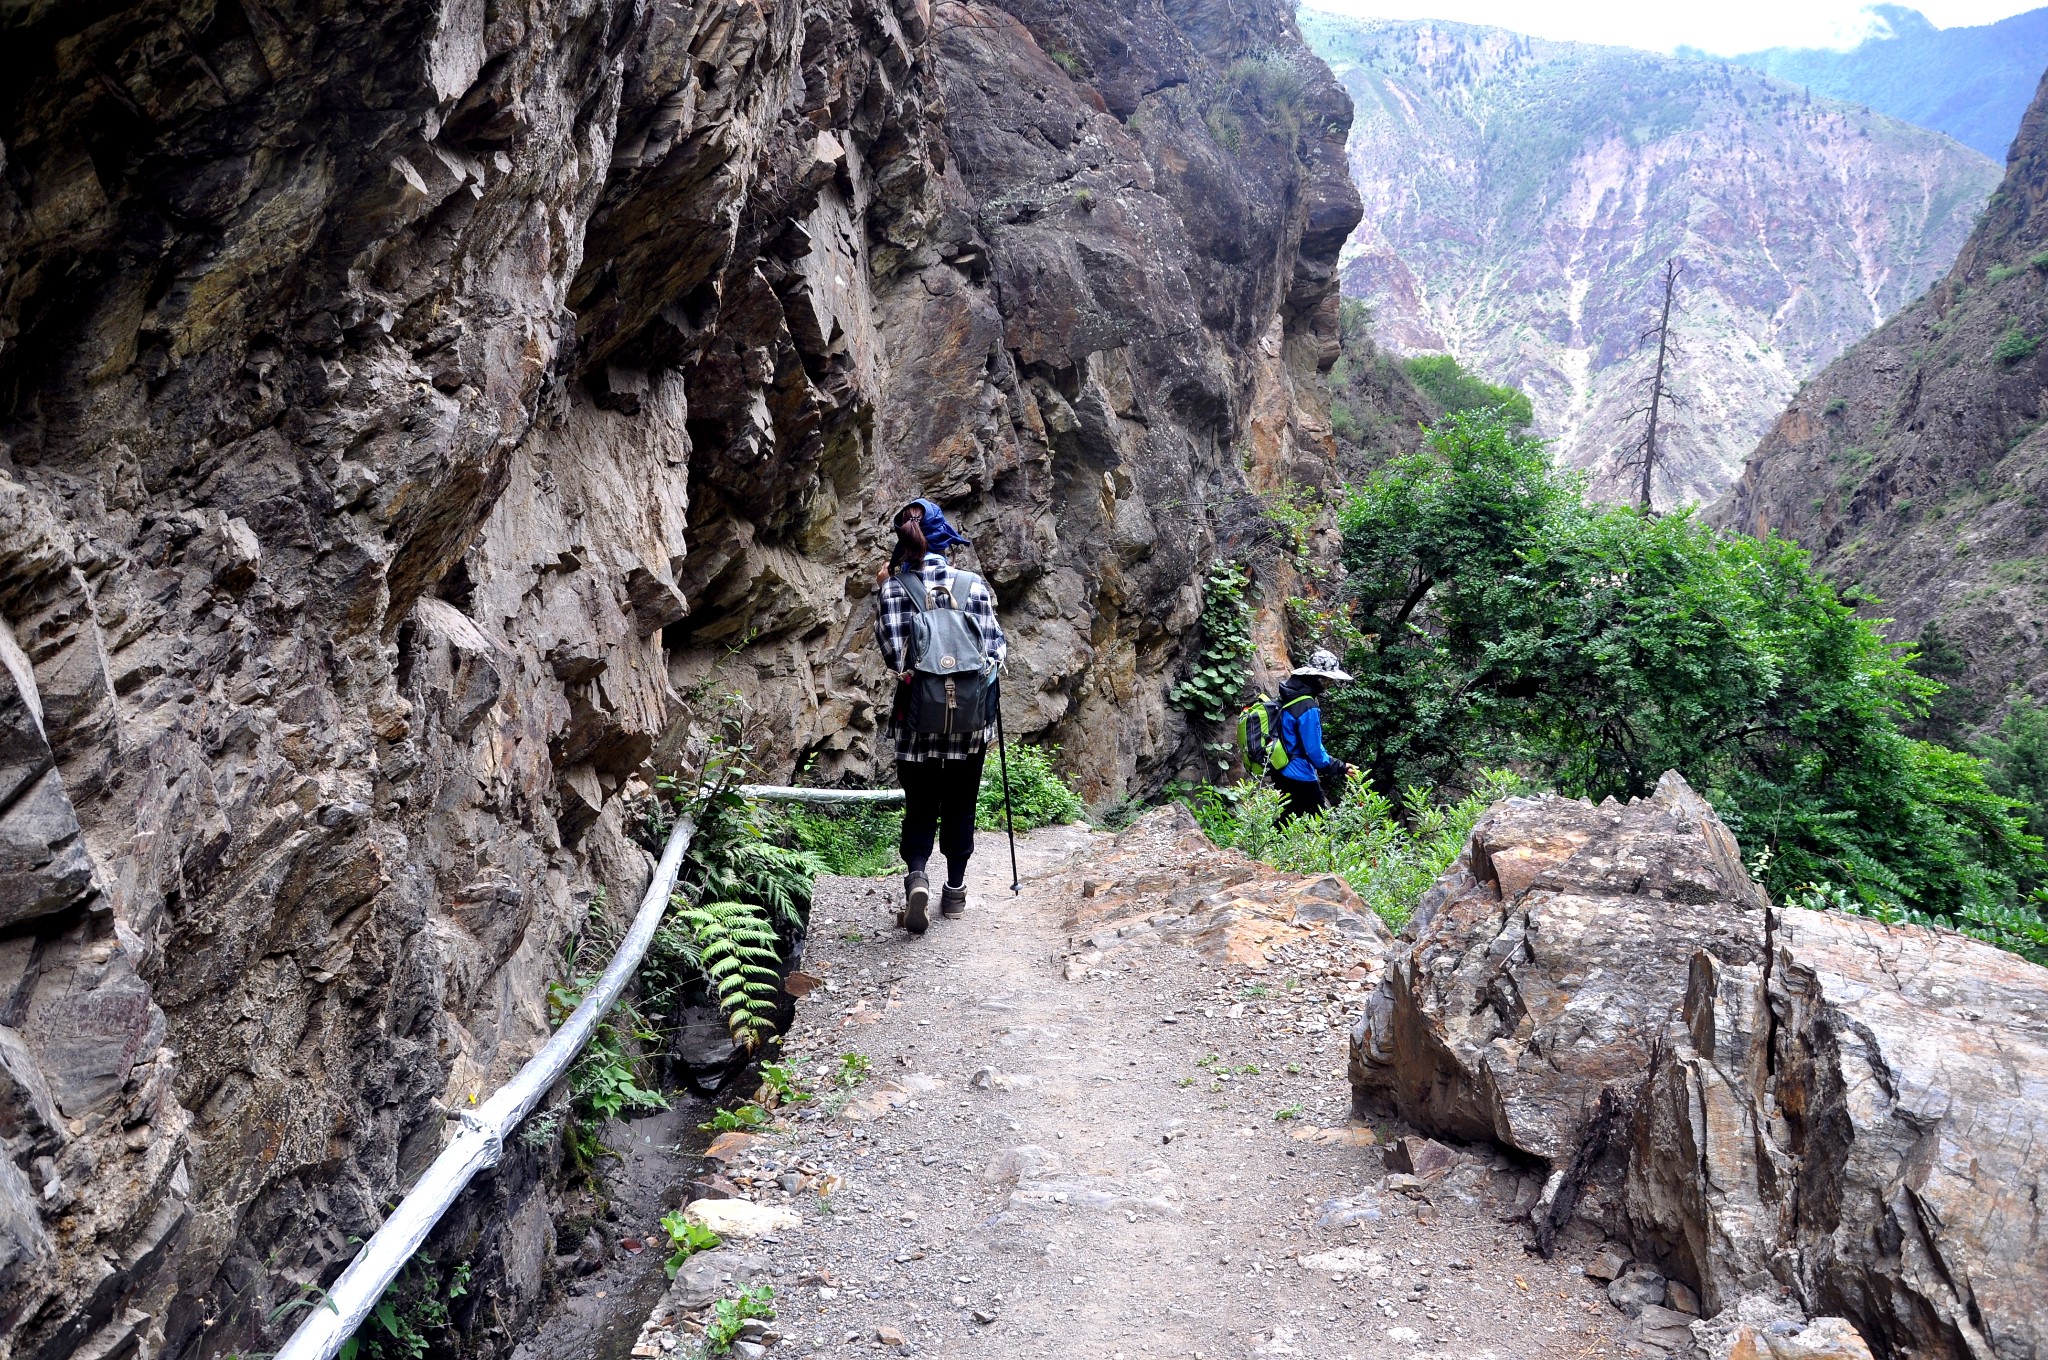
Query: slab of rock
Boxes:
[
  {"xmin": 1609, "ymin": 1267, "xmax": 1667, "ymax": 1316},
  {"xmin": 1351, "ymin": 772, "xmax": 1769, "ymax": 1164},
  {"xmin": 682, "ymin": 1199, "xmax": 800, "ymax": 1241},
  {"xmin": 1354, "ymin": 769, "xmax": 2048, "ymax": 1358},
  {"xmin": 1631, "ymin": 906, "xmax": 2048, "ymax": 1358},
  {"xmin": 1059, "ymin": 806, "xmax": 1392, "ymax": 977},
  {"xmin": 1382, "ymin": 1135, "xmax": 1462, "ymax": 1179}
]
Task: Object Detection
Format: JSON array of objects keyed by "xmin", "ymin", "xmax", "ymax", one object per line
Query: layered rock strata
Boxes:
[
  {"xmin": 1716, "ymin": 72, "xmax": 2048, "ymax": 725},
  {"xmin": 1352, "ymin": 773, "xmax": 2048, "ymax": 1359},
  {"xmin": 0, "ymin": 0, "xmax": 1358, "ymax": 1356}
]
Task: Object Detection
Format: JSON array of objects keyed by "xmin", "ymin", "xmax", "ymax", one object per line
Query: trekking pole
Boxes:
[{"xmin": 993, "ymin": 679, "xmax": 1021, "ymax": 894}]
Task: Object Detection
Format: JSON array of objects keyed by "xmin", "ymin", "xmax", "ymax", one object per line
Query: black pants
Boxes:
[
  {"xmin": 1274, "ymin": 773, "xmax": 1327, "ymax": 824},
  {"xmin": 897, "ymin": 752, "xmax": 985, "ymax": 882}
]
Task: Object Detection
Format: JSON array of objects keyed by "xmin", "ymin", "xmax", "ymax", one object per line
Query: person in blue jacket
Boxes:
[{"xmin": 1273, "ymin": 648, "xmax": 1352, "ymax": 822}]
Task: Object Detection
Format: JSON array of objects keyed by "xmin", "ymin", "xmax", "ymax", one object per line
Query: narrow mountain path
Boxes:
[{"xmin": 639, "ymin": 823, "xmax": 1629, "ymax": 1359}]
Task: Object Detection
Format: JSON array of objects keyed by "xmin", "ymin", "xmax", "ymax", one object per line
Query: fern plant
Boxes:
[{"xmin": 676, "ymin": 897, "xmax": 784, "ymax": 1049}]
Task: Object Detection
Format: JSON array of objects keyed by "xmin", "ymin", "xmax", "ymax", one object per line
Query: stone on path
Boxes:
[{"xmin": 683, "ymin": 1199, "xmax": 800, "ymax": 1240}]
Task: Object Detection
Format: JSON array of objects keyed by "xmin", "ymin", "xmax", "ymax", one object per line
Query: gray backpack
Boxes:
[{"xmin": 896, "ymin": 567, "xmax": 992, "ymax": 735}]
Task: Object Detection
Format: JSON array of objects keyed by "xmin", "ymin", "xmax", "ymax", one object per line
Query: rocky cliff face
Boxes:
[
  {"xmin": 1716, "ymin": 73, "xmax": 2048, "ymax": 730},
  {"xmin": 0, "ymin": 1, "xmax": 1358, "ymax": 1355},
  {"xmin": 1301, "ymin": 11, "xmax": 2001, "ymax": 505},
  {"xmin": 1353, "ymin": 774, "xmax": 2048, "ymax": 1359}
]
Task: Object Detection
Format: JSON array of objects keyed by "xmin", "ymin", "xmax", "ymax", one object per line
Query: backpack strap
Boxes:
[
  {"xmin": 1279, "ymin": 693, "xmax": 1318, "ymax": 760},
  {"xmin": 894, "ymin": 567, "xmax": 931, "ymax": 613}
]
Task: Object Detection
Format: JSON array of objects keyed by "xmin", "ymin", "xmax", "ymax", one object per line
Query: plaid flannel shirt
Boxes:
[{"xmin": 875, "ymin": 553, "xmax": 1008, "ymax": 762}]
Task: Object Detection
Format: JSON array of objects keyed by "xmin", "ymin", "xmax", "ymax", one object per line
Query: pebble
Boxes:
[
  {"xmin": 1585, "ymin": 1247, "xmax": 1630, "ymax": 1282},
  {"xmin": 876, "ymin": 1324, "xmax": 906, "ymax": 1345}
]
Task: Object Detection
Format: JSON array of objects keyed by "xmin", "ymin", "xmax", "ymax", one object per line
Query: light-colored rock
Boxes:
[
  {"xmin": 682, "ymin": 1200, "xmax": 800, "ymax": 1241},
  {"xmin": 1632, "ymin": 906, "xmax": 2048, "ymax": 1357},
  {"xmin": 1356, "ymin": 770, "xmax": 2048, "ymax": 1358}
]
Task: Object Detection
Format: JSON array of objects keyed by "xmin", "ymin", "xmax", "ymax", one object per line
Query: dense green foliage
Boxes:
[
  {"xmin": 781, "ymin": 802, "xmax": 903, "ymax": 878},
  {"xmin": 339, "ymin": 1257, "xmax": 471, "ymax": 1360},
  {"xmin": 1978, "ymin": 698, "xmax": 2048, "ymax": 846},
  {"xmin": 1323, "ymin": 410, "xmax": 2047, "ymax": 945},
  {"xmin": 1170, "ymin": 562, "xmax": 1255, "ymax": 724},
  {"xmin": 1402, "ymin": 354, "xmax": 1534, "ymax": 428},
  {"xmin": 979, "ymin": 741, "xmax": 1086, "ymax": 831},
  {"xmin": 1185, "ymin": 769, "xmax": 1527, "ymax": 929}
]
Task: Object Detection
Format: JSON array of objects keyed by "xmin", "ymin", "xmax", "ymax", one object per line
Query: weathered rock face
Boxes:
[
  {"xmin": 1353, "ymin": 773, "xmax": 2048, "ymax": 1359},
  {"xmin": 0, "ymin": 1, "xmax": 1357, "ymax": 1356},
  {"xmin": 1714, "ymin": 72, "xmax": 2048, "ymax": 730},
  {"xmin": 1349, "ymin": 773, "xmax": 1770, "ymax": 1167}
]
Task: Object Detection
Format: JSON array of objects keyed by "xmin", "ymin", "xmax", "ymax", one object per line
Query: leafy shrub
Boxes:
[
  {"xmin": 672, "ymin": 898, "xmax": 783, "ymax": 1050},
  {"xmin": 1988, "ymin": 262, "xmax": 2023, "ymax": 284},
  {"xmin": 659, "ymin": 1211, "xmax": 722, "ymax": 1278},
  {"xmin": 979, "ymin": 741, "xmax": 1085, "ymax": 830},
  {"xmin": 2032, "ymin": 249, "xmax": 2048, "ymax": 272},
  {"xmin": 1403, "ymin": 354, "xmax": 1534, "ymax": 428},
  {"xmin": 706, "ymin": 1286, "xmax": 777, "ymax": 1353},
  {"xmin": 1190, "ymin": 769, "xmax": 1526, "ymax": 928},
  {"xmin": 339, "ymin": 1257, "xmax": 471, "ymax": 1360},
  {"xmin": 1323, "ymin": 409, "xmax": 2048, "ymax": 947},
  {"xmin": 1978, "ymin": 697, "xmax": 2048, "ymax": 845},
  {"xmin": 1994, "ymin": 324, "xmax": 2039, "ymax": 363},
  {"xmin": 549, "ymin": 976, "xmax": 667, "ymax": 1125},
  {"xmin": 1170, "ymin": 562, "xmax": 1255, "ymax": 724},
  {"xmin": 1204, "ymin": 105, "xmax": 1244, "ymax": 153},
  {"xmin": 1329, "ymin": 400, "xmax": 1362, "ymax": 442},
  {"xmin": 781, "ymin": 802, "xmax": 902, "ymax": 878}
]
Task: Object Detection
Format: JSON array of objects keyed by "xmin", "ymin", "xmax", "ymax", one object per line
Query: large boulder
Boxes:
[
  {"xmin": 1353, "ymin": 772, "xmax": 2048, "ymax": 1359},
  {"xmin": 1632, "ymin": 906, "xmax": 2048, "ymax": 1360},
  {"xmin": 1349, "ymin": 772, "xmax": 1770, "ymax": 1171}
]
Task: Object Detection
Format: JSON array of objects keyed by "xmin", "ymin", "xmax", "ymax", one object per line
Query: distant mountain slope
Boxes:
[
  {"xmin": 1715, "ymin": 72, "xmax": 2048, "ymax": 733},
  {"xmin": 1725, "ymin": 5, "xmax": 2048, "ymax": 161},
  {"xmin": 1301, "ymin": 11, "xmax": 2002, "ymax": 505}
]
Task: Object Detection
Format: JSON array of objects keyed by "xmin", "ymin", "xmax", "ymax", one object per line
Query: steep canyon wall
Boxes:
[{"xmin": 0, "ymin": 1, "xmax": 1358, "ymax": 1355}]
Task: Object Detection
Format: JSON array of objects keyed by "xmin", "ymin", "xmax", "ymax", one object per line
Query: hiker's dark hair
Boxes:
[{"xmin": 890, "ymin": 504, "xmax": 927, "ymax": 573}]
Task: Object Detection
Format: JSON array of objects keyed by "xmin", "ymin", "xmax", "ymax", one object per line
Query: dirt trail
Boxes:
[{"xmin": 627, "ymin": 824, "xmax": 1629, "ymax": 1359}]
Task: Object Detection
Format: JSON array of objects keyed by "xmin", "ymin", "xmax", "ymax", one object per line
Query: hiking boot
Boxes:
[
  {"xmin": 902, "ymin": 871, "xmax": 931, "ymax": 935},
  {"xmin": 941, "ymin": 883, "xmax": 969, "ymax": 918}
]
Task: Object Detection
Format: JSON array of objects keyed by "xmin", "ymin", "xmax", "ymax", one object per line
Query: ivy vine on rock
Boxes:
[{"xmin": 1171, "ymin": 562, "xmax": 1255, "ymax": 726}]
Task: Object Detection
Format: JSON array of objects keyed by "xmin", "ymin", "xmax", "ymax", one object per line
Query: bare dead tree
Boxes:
[{"xmin": 1621, "ymin": 258, "xmax": 1684, "ymax": 510}]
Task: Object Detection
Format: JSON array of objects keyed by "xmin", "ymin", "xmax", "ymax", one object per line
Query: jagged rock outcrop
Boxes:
[
  {"xmin": 1715, "ymin": 71, "xmax": 2048, "ymax": 730},
  {"xmin": 1352, "ymin": 772, "xmax": 2048, "ymax": 1358},
  {"xmin": 0, "ymin": 0, "xmax": 1357, "ymax": 1356},
  {"xmin": 1302, "ymin": 13, "xmax": 2002, "ymax": 506}
]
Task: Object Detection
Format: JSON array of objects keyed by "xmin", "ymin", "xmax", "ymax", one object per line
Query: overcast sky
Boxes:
[{"xmin": 1302, "ymin": 1, "xmax": 2042, "ymax": 55}]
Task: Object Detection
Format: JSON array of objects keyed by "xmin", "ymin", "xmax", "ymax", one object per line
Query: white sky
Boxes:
[{"xmin": 1301, "ymin": 1, "xmax": 2042, "ymax": 55}]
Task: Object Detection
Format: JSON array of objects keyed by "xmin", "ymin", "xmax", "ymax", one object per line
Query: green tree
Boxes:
[
  {"xmin": 1322, "ymin": 410, "xmax": 2045, "ymax": 933},
  {"xmin": 1402, "ymin": 354, "xmax": 1535, "ymax": 429},
  {"xmin": 1978, "ymin": 697, "xmax": 2048, "ymax": 846}
]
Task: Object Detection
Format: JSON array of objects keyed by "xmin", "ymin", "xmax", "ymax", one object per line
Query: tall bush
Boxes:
[{"xmin": 1323, "ymin": 410, "xmax": 2047, "ymax": 940}]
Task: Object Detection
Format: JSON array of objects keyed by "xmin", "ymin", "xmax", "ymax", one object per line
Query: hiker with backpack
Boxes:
[
  {"xmin": 874, "ymin": 498, "xmax": 1008, "ymax": 935},
  {"xmin": 1240, "ymin": 649, "xmax": 1353, "ymax": 822}
]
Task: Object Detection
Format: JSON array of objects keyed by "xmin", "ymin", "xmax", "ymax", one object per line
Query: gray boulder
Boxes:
[{"xmin": 1353, "ymin": 771, "xmax": 2048, "ymax": 1358}]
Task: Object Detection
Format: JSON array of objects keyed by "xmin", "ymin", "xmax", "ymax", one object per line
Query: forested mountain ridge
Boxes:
[
  {"xmin": 1716, "ymin": 70, "xmax": 2048, "ymax": 741},
  {"xmin": 1726, "ymin": 4, "xmax": 2048, "ymax": 162},
  {"xmin": 1301, "ymin": 11, "xmax": 2001, "ymax": 505}
]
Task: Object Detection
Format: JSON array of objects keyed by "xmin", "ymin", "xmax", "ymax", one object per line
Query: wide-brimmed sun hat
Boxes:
[{"xmin": 1292, "ymin": 648, "xmax": 1353, "ymax": 682}]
